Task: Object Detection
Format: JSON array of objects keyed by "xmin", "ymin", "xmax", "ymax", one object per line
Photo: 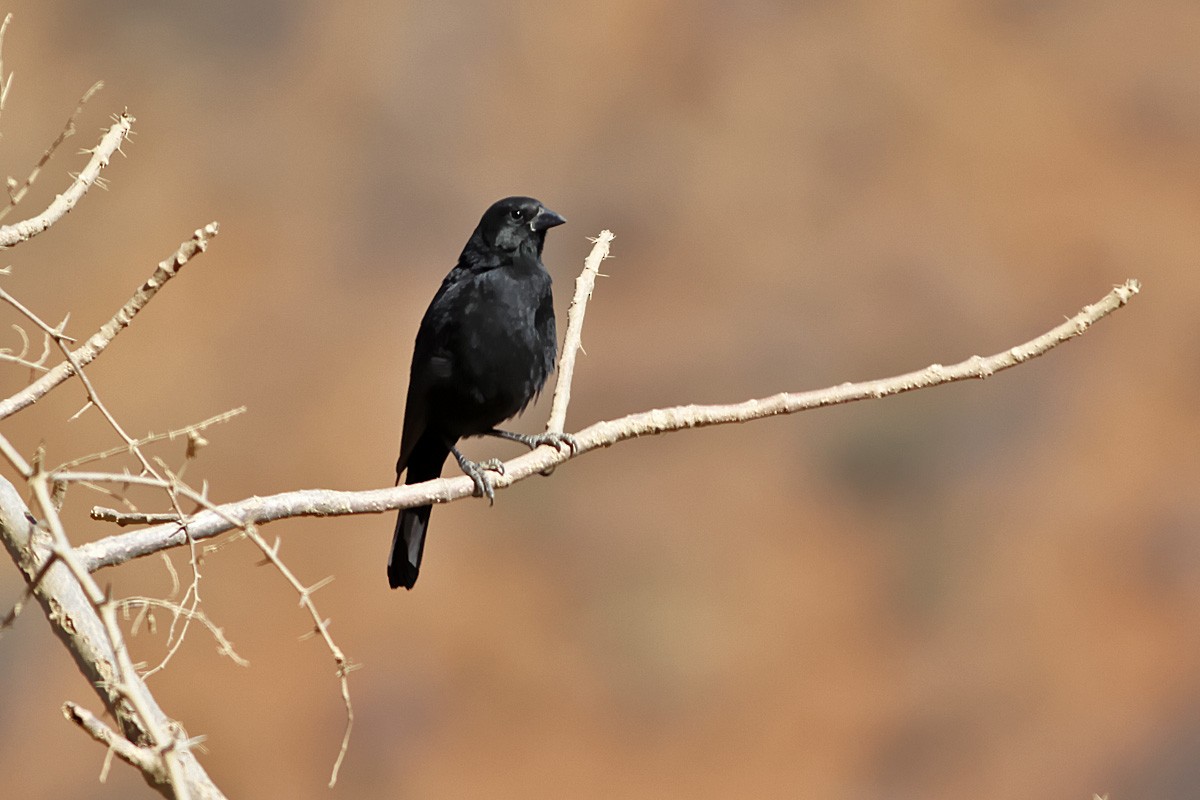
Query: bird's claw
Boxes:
[
  {"xmin": 485, "ymin": 428, "xmax": 579, "ymax": 457},
  {"xmin": 453, "ymin": 449, "xmax": 500, "ymax": 505},
  {"xmin": 464, "ymin": 461, "xmax": 495, "ymax": 505},
  {"xmin": 528, "ymin": 431, "xmax": 576, "ymax": 477},
  {"xmin": 478, "ymin": 457, "xmax": 506, "ymax": 476},
  {"xmin": 524, "ymin": 431, "xmax": 578, "ymax": 455}
]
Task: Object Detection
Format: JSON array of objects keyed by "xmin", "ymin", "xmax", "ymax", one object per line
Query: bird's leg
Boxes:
[
  {"xmin": 483, "ymin": 428, "xmax": 578, "ymax": 455},
  {"xmin": 451, "ymin": 446, "xmax": 502, "ymax": 505}
]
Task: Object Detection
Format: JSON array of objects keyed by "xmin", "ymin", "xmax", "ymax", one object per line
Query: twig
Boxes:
[
  {"xmin": 72, "ymin": 276, "xmax": 1142, "ymax": 573},
  {"xmin": 56, "ymin": 467, "xmax": 356, "ymax": 787},
  {"xmin": 56, "ymin": 406, "xmax": 246, "ymax": 472},
  {"xmin": 0, "ymin": 553, "xmax": 54, "ymax": 634},
  {"xmin": 118, "ymin": 596, "xmax": 249, "ymax": 674},
  {"xmin": 546, "ymin": 230, "xmax": 612, "ymax": 434},
  {"xmin": 0, "ymin": 222, "xmax": 219, "ymax": 421},
  {"xmin": 0, "ymin": 322, "xmax": 52, "ymax": 372},
  {"xmin": 239, "ymin": 520, "xmax": 356, "ymax": 788},
  {"xmin": 0, "ymin": 289, "xmax": 149, "ymax": 468},
  {"xmin": 0, "ymin": 81, "xmax": 105, "ymax": 222},
  {"xmin": 0, "ymin": 112, "xmax": 131, "ymax": 247},
  {"xmin": 0, "ymin": 14, "xmax": 14, "ymax": 118},
  {"xmin": 0, "ymin": 429, "xmax": 32, "ymax": 477},
  {"xmin": 92, "ymin": 508, "xmax": 189, "ymax": 526},
  {"xmin": 64, "ymin": 701, "xmax": 163, "ymax": 780}
]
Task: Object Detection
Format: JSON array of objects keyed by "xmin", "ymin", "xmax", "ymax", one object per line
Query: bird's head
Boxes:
[{"xmin": 474, "ymin": 196, "xmax": 566, "ymax": 256}]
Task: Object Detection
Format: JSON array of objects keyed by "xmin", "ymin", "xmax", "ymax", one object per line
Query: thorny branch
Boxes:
[
  {"xmin": 0, "ymin": 80, "xmax": 105, "ymax": 223},
  {"xmin": 0, "ymin": 30, "xmax": 233, "ymax": 793},
  {"xmin": 64, "ymin": 702, "xmax": 165, "ymax": 784},
  {"xmin": 0, "ymin": 221, "xmax": 219, "ymax": 421},
  {"xmin": 0, "ymin": 111, "xmax": 132, "ymax": 248},
  {"xmin": 73, "ymin": 256, "xmax": 1142, "ymax": 573},
  {"xmin": 546, "ymin": 230, "xmax": 613, "ymax": 434}
]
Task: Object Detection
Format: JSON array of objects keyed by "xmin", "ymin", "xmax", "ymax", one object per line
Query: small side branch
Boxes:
[
  {"xmin": 0, "ymin": 112, "xmax": 132, "ymax": 247},
  {"xmin": 546, "ymin": 230, "xmax": 612, "ymax": 434},
  {"xmin": 64, "ymin": 702, "xmax": 164, "ymax": 782},
  {"xmin": 0, "ymin": 81, "xmax": 105, "ymax": 223},
  {"xmin": 0, "ymin": 222, "xmax": 219, "ymax": 420}
]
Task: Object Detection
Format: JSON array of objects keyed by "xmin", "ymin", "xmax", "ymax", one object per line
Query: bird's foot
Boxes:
[
  {"xmin": 478, "ymin": 457, "xmax": 506, "ymax": 476},
  {"xmin": 487, "ymin": 428, "xmax": 578, "ymax": 455},
  {"xmin": 528, "ymin": 430, "xmax": 579, "ymax": 455},
  {"xmin": 452, "ymin": 448, "xmax": 503, "ymax": 505}
]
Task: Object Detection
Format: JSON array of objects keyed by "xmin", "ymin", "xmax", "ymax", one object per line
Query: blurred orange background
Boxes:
[{"xmin": 0, "ymin": 2, "xmax": 1197, "ymax": 798}]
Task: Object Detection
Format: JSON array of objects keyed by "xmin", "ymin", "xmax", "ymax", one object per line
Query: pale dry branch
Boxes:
[
  {"xmin": 0, "ymin": 474, "xmax": 224, "ymax": 798},
  {"xmin": 49, "ymin": 458, "xmax": 356, "ymax": 785},
  {"xmin": 93, "ymin": 508, "xmax": 189, "ymax": 526},
  {"xmin": 0, "ymin": 222, "xmax": 220, "ymax": 420},
  {"xmin": 239, "ymin": 519, "xmax": 356, "ymax": 788},
  {"xmin": 0, "ymin": 550, "xmax": 52, "ymax": 633},
  {"xmin": 0, "ymin": 13, "xmax": 13, "ymax": 117},
  {"xmin": 64, "ymin": 701, "xmax": 163, "ymax": 781},
  {"xmin": 27, "ymin": 472, "xmax": 192, "ymax": 798},
  {"xmin": 0, "ymin": 111, "xmax": 131, "ymax": 247},
  {"xmin": 0, "ymin": 81, "xmax": 105, "ymax": 222},
  {"xmin": 0, "ymin": 283, "xmax": 178, "ymax": 495},
  {"xmin": 0, "ymin": 322, "xmax": 52, "ymax": 372},
  {"xmin": 56, "ymin": 406, "xmax": 246, "ymax": 472},
  {"xmin": 119, "ymin": 596, "xmax": 250, "ymax": 675},
  {"xmin": 546, "ymin": 230, "xmax": 612, "ymax": 434},
  {"xmin": 73, "ymin": 275, "xmax": 1142, "ymax": 575}
]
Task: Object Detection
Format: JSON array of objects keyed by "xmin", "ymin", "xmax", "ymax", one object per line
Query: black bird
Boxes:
[{"xmin": 388, "ymin": 196, "xmax": 574, "ymax": 590}]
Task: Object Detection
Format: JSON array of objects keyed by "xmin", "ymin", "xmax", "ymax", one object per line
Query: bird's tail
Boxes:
[{"xmin": 388, "ymin": 434, "xmax": 451, "ymax": 589}]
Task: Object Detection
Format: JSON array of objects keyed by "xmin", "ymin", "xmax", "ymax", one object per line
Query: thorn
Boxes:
[
  {"xmin": 305, "ymin": 575, "xmax": 335, "ymax": 595},
  {"xmin": 52, "ymin": 312, "xmax": 75, "ymax": 342},
  {"xmin": 68, "ymin": 400, "xmax": 94, "ymax": 421}
]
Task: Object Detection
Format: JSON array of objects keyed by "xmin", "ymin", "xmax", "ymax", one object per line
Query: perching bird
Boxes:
[{"xmin": 388, "ymin": 196, "xmax": 574, "ymax": 590}]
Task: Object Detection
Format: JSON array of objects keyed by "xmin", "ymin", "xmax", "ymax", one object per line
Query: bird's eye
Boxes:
[{"xmin": 509, "ymin": 208, "xmax": 525, "ymax": 222}]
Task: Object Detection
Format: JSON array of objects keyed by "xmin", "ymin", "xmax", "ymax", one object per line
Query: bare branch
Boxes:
[
  {"xmin": 0, "ymin": 112, "xmax": 131, "ymax": 247},
  {"xmin": 0, "ymin": 13, "xmax": 14, "ymax": 117},
  {"xmin": 0, "ymin": 81, "xmax": 105, "ymax": 222},
  {"xmin": 26, "ymin": 472, "xmax": 192, "ymax": 797},
  {"xmin": 64, "ymin": 701, "xmax": 163, "ymax": 781},
  {"xmin": 238, "ymin": 519, "xmax": 356, "ymax": 788},
  {"xmin": 118, "ymin": 596, "xmax": 250, "ymax": 674},
  {"xmin": 57, "ymin": 406, "xmax": 246, "ymax": 472},
  {"xmin": 0, "ymin": 222, "xmax": 220, "ymax": 420},
  {"xmin": 546, "ymin": 230, "xmax": 612, "ymax": 434},
  {"xmin": 92, "ymin": 508, "xmax": 188, "ymax": 526},
  {"xmin": 0, "ymin": 474, "xmax": 225, "ymax": 798},
  {"xmin": 0, "ymin": 330, "xmax": 51, "ymax": 371},
  {"xmin": 73, "ymin": 276, "xmax": 1142, "ymax": 574}
]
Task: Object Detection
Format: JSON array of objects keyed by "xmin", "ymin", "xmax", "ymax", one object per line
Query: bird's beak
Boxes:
[{"xmin": 531, "ymin": 207, "xmax": 566, "ymax": 232}]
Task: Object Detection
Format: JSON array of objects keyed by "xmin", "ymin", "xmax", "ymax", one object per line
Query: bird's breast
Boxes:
[{"xmin": 431, "ymin": 269, "xmax": 554, "ymax": 433}]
